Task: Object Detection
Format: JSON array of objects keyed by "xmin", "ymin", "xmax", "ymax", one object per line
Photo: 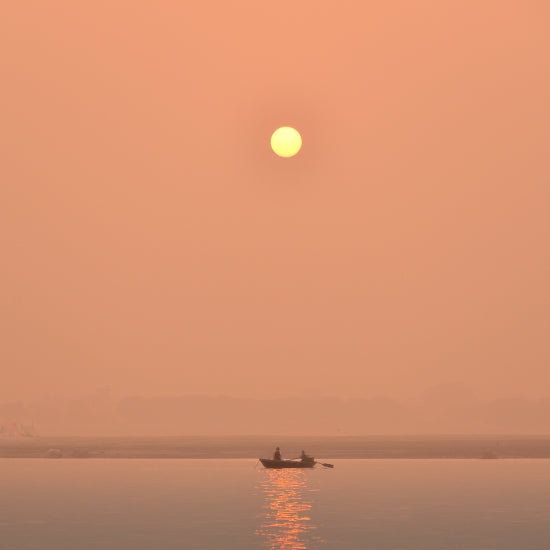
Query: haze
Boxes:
[{"xmin": 1, "ymin": 2, "xmax": 549, "ymax": 434}]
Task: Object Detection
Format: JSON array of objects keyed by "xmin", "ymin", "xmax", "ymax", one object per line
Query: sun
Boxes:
[{"xmin": 270, "ymin": 127, "xmax": 302, "ymax": 158}]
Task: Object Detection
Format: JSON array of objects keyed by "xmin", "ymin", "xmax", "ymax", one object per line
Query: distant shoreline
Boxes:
[{"xmin": 2, "ymin": 435, "xmax": 550, "ymax": 459}]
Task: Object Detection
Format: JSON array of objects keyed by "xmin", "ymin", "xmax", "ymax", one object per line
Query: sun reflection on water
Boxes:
[{"xmin": 256, "ymin": 469, "xmax": 324, "ymax": 549}]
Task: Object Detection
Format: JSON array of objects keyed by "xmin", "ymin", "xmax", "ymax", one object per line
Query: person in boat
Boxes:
[
  {"xmin": 273, "ymin": 446, "xmax": 282, "ymax": 461},
  {"xmin": 300, "ymin": 450, "xmax": 313, "ymax": 463}
]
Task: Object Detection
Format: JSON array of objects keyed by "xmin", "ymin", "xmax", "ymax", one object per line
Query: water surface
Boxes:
[{"xmin": 1, "ymin": 459, "xmax": 549, "ymax": 549}]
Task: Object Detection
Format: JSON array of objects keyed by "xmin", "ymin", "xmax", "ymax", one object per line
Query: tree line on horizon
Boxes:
[{"xmin": 1, "ymin": 392, "xmax": 550, "ymax": 436}]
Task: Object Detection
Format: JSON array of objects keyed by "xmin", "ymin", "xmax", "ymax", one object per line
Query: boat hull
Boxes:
[{"xmin": 260, "ymin": 458, "xmax": 315, "ymax": 469}]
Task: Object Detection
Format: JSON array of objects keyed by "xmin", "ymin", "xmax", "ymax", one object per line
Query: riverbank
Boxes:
[{"xmin": 2, "ymin": 435, "xmax": 550, "ymax": 459}]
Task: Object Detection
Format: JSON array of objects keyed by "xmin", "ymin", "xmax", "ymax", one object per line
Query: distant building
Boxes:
[{"xmin": 0, "ymin": 422, "xmax": 38, "ymax": 438}]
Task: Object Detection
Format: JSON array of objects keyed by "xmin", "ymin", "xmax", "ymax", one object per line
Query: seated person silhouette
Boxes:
[
  {"xmin": 300, "ymin": 450, "xmax": 314, "ymax": 464},
  {"xmin": 273, "ymin": 446, "xmax": 282, "ymax": 461}
]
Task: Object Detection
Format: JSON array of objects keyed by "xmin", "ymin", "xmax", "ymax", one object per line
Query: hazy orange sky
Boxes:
[{"xmin": 2, "ymin": 1, "xmax": 549, "ymax": 405}]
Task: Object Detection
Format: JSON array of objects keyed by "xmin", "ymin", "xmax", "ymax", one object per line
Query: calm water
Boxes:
[{"xmin": 1, "ymin": 459, "xmax": 549, "ymax": 549}]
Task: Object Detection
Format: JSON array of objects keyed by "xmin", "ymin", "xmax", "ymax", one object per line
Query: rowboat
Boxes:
[{"xmin": 260, "ymin": 458, "xmax": 315, "ymax": 469}]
